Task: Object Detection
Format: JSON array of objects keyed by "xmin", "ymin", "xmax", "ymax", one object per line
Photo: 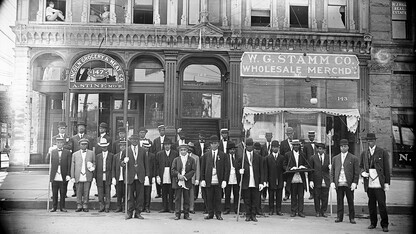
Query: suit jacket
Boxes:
[
  {"xmin": 112, "ymin": 138, "xmax": 127, "ymax": 154},
  {"xmin": 171, "ymin": 155, "xmax": 196, "ymax": 189},
  {"xmin": 280, "ymin": 139, "xmax": 292, "ymax": 156},
  {"xmin": 49, "ymin": 148, "xmax": 71, "ymax": 182},
  {"xmin": 155, "ymin": 150, "xmax": 179, "ymax": 183},
  {"xmin": 359, "ymin": 146, "xmax": 391, "ymax": 192},
  {"xmin": 144, "ymin": 151, "xmax": 156, "ymax": 181},
  {"xmin": 95, "ymin": 134, "xmax": 112, "ymax": 155},
  {"xmin": 308, "ymin": 153, "xmax": 330, "ymax": 188},
  {"xmin": 121, "ymin": 146, "xmax": 148, "ymax": 184},
  {"xmin": 303, "ymin": 142, "xmax": 317, "ymax": 161},
  {"xmin": 71, "ymin": 133, "xmax": 93, "ymax": 152},
  {"xmin": 112, "ymin": 151, "xmax": 124, "ymax": 182},
  {"xmin": 194, "ymin": 141, "xmax": 209, "ymax": 157},
  {"xmin": 265, "ymin": 153, "xmax": 285, "ymax": 189},
  {"xmin": 94, "ymin": 151, "xmax": 114, "ymax": 185},
  {"xmin": 236, "ymin": 142, "xmax": 245, "ymax": 160},
  {"xmin": 237, "ymin": 150, "xmax": 264, "ymax": 190},
  {"xmin": 52, "ymin": 133, "xmax": 73, "ymax": 151},
  {"xmin": 151, "ymin": 136, "xmax": 171, "ymax": 154},
  {"xmin": 71, "ymin": 149, "xmax": 95, "ymax": 182},
  {"xmin": 190, "ymin": 153, "xmax": 200, "ymax": 184},
  {"xmin": 331, "ymin": 152, "xmax": 359, "ymax": 188},
  {"xmin": 261, "ymin": 142, "xmax": 272, "ymax": 157},
  {"xmin": 225, "ymin": 153, "xmax": 241, "ymax": 184},
  {"xmin": 218, "ymin": 140, "xmax": 228, "ymax": 153},
  {"xmin": 200, "ymin": 150, "xmax": 230, "ymax": 187},
  {"xmin": 285, "ymin": 150, "xmax": 308, "ymax": 190}
]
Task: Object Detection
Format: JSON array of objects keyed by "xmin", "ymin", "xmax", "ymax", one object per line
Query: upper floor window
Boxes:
[
  {"xmin": 392, "ymin": 1, "xmax": 409, "ymax": 39},
  {"xmin": 328, "ymin": 0, "xmax": 346, "ymax": 29},
  {"xmin": 134, "ymin": 0, "xmax": 153, "ymax": 24},
  {"xmin": 251, "ymin": 0, "xmax": 270, "ymax": 27},
  {"xmin": 188, "ymin": 0, "xmax": 200, "ymax": 25},
  {"xmin": 89, "ymin": 0, "xmax": 110, "ymax": 23},
  {"xmin": 290, "ymin": 0, "xmax": 308, "ymax": 28},
  {"xmin": 45, "ymin": 0, "xmax": 66, "ymax": 22}
]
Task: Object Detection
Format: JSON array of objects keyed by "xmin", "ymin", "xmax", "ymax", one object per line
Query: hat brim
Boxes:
[{"xmin": 98, "ymin": 143, "xmax": 110, "ymax": 147}]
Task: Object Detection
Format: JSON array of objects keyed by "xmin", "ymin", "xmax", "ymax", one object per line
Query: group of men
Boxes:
[{"xmin": 48, "ymin": 122, "xmax": 390, "ymax": 231}]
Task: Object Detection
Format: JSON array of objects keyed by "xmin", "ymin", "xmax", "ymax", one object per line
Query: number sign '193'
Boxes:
[{"xmin": 240, "ymin": 52, "xmax": 360, "ymax": 79}]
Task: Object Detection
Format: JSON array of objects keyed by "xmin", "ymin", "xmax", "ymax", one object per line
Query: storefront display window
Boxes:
[
  {"xmin": 182, "ymin": 92, "xmax": 221, "ymax": 118},
  {"xmin": 183, "ymin": 65, "xmax": 221, "ymax": 87},
  {"xmin": 392, "ymin": 107, "xmax": 414, "ymax": 168},
  {"xmin": 33, "ymin": 53, "xmax": 66, "ymax": 81},
  {"xmin": 70, "ymin": 93, "xmax": 99, "ymax": 137}
]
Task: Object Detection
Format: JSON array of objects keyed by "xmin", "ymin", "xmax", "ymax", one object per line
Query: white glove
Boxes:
[
  {"xmin": 112, "ymin": 178, "xmax": 116, "ymax": 185},
  {"xmin": 65, "ymin": 175, "xmax": 71, "ymax": 181},
  {"xmin": 200, "ymin": 180, "xmax": 206, "ymax": 187},
  {"xmin": 221, "ymin": 181, "xmax": 227, "ymax": 189},
  {"xmin": 328, "ymin": 164, "xmax": 332, "ymax": 170},
  {"xmin": 123, "ymin": 157, "xmax": 129, "ymax": 163},
  {"xmin": 259, "ymin": 184, "xmax": 264, "ymax": 191},
  {"xmin": 290, "ymin": 166, "xmax": 298, "ymax": 170},
  {"xmin": 156, "ymin": 176, "xmax": 161, "ymax": 185},
  {"xmin": 284, "ymin": 181, "xmax": 287, "ymax": 187},
  {"xmin": 350, "ymin": 183, "xmax": 357, "ymax": 191},
  {"xmin": 71, "ymin": 178, "xmax": 75, "ymax": 183},
  {"xmin": 144, "ymin": 176, "xmax": 150, "ymax": 186},
  {"xmin": 178, "ymin": 174, "xmax": 184, "ymax": 180},
  {"xmin": 239, "ymin": 169, "xmax": 244, "ymax": 174},
  {"xmin": 299, "ymin": 165, "xmax": 306, "ymax": 169},
  {"xmin": 330, "ymin": 182, "xmax": 336, "ymax": 189},
  {"xmin": 384, "ymin": 183, "xmax": 390, "ymax": 191},
  {"xmin": 309, "ymin": 181, "xmax": 314, "ymax": 189},
  {"xmin": 195, "ymin": 180, "xmax": 199, "ymax": 186},
  {"xmin": 361, "ymin": 171, "xmax": 369, "ymax": 178},
  {"xmin": 152, "ymin": 177, "xmax": 156, "ymax": 184}
]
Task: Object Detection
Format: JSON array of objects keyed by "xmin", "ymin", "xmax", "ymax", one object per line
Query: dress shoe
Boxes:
[
  {"xmin": 159, "ymin": 209, "xmax": 169, "ymax": 213},
  {"xmin": 125, "ymin": 214, "xmax": 132, "ymax": 220},
  {"xmin": 112, "ymin": 194, "xmax": 117, "ymax": 198},
  {"xmin": 203, "ymin": 210, "xmax": 208, "ymax": 214},
  {"xmin": 321, "ymin": 213, "xmax": 327, "ymax": 218},
  {"xmin": 184, "ymin": 216, "xmax": 192, "ymax": 220},
  {"xmin": 368, "ymin": 225, "xmax": 376, "ymax": 229},
  {"xmin": 268, "ymin": 211, "xmax": 274, "ymax": 215},
  {"xmin": 315, "ymin": 213, "xmax": 321, "ymax": 217},
  {"xmin": 382, "ymin": 227, "xmax": 389, "ymax": 232},
  {"xmin": 276, "ymin": 212, "xmax": 284, "ymax": 216},
  {"xmin": 223, "ymin": 210, "xmax": 230, "ymax": 215},
  {"xmin": 251, "ymin": 216, "xmax": 258, "ymax": 222},
  {"xmin": 290, "ymin": 213, "xmax": 297, "ymax": 217},
  {"xmin": 83, "ymin": 208, "xmax": 89, "ymax": 212},
  {"xmin": 155, "ymin": 195, "xmax": 161, "ymax": 198},
  {"xmin": 190, "ymin": 211, "xmax": 195, "ymax": 214},
  {"xmin": 134, "ymin": 213, "xmax": 144, "ymax": 219},
  {"xmin": 308, "ymin": 195, "xmax": 314, "ymax": 200},
  {"xmin": 49, "ymin": 208, "xmax": 57, "ymax": 212},
  {"xmin": 94, "ymin": 194, "xmax": 98, "ymax": 197},
  {"xmin": 99, "ymin": 208, "xmax": 105, "ymax": 212},
  {"xmin": 75, "ymin": 208, "xmax": 82, "ymax": 212},
  {"xmin": 60, "ymin": 209, "xmax": 67, "ymax": 212},
  {"xmin": 72, "ymin": 194, "xmax": 77, "ymax": 197},
  {"xmin": 144, "ymin": 209, "xmax": 150, "ymax": 213},
  {"xmin": 350, "ymin": 219, "xmax": 356, "ymax": 224},
  {"xmin": 169, "ymin": 210, "xmax": 174, "ymax": 213},
  {"xmin": 216, "ymin": 215, "xmax": 223, "ymax": 220},
  {"xmin": 174, "ymin": 216, "xmax": 180, "ymax": 220},
  {"xmin": 115, "ymin": 208, "xmax": 122, "ymax": 213},
  {"xmin": 283, "ymin": 196, "xmax": 290, "ymax": 201},
  {"xmin": 105, "ymin": 209, "xmax": 109, "ymax": 213},
  {"xmin": 245, "ymin": 217, "xmax": 251, "ymax": 222},
  {"xmin": 334, "ymin": 218, "xmax": 342, "ymax": 223},
  {"xmin": 298, "ymin": 213, "xmax": 305, "ymax": 218},
  {"xmin": 204, "ymin": 215, "xmax": 213, "ymax": 220}
]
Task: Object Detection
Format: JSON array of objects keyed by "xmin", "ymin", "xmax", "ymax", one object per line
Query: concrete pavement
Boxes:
[{"xmin": 0, "ymin": 170, "xmax": 414, "ymax": 215}]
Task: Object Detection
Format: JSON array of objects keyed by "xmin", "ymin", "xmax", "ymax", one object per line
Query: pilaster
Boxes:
[{"xmin": 228, "ymin": 51, "xmax": 243, "ymax": 141}]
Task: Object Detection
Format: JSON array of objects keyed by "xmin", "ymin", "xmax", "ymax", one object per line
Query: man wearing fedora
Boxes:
[
  {"xmin": 95, "ymin": 122, "xmax": 112, "ymax": 156},
  {"xmin": 200, "ymin": 135, "xmax": 229, "ymax": 220},
  {"xmin": 51, "ymin": 121, "xmax": 73, "ymax": 152},
  {"xmin": 360, "ymin": 133, "xmax": 390, "ymax": 232},
  {"xmin": 95, "ymin": 138, "xmax": 113, "ymax": 213},
  {"xmin": 308, "ymin": 142, "xmax": 331, "ymax": 217},
  {"xmin": 280, "ymin": 127, "xmax": 294, "ymax": 201},
  {"xmin": 142, "ymin": 142, "xmax": 155, "ymax": 213},
  {"xmin": 303, "ymin": 131, "xmax": 317, "ymax": 200},
  {"xmin": 331, "ymin": 139, "xmax": 359, "ymax": 224},
  {"xmin": 155, "ymin": 138, "xmax": 178, "ymax": 213},
  {"xmin": 138, "ymin": 127, "xmax": 152, "ymax": 148},
  {"xmin": 49, "ymin": 137, "xmax": 71, "ymax": 212},
  {"xmin": 186, "ymin": 142, "xmax": 200, "ymax": 214},
  {"xmin": 112, "ymin": 140, "xmax": 127, "ymax": 212},
  {"xmin": 121, "ymin": 134, "xmax": 149, "ymax": 219},
  {"xmin": 224, "ymin": 141, "xmax": 240, "ymax": 215},
  {"xmin": 285, "ymin": 139, "xmax": 309, "ymax": 218},
  {"xmin": 265, "ymin": 140, "xmax": 285, "ymax": 216},
  {"xmin": 71, "ymin": 138, "xmax": 95, "ymax": 212},
  {"xmin": 112, "ymin": 127, "xmax": 127, "ymax": 154},
  {"xmin": 152, "ymin": 125, "xmax": 170, "ymax": 198},
  {"xmin": 171, "ymin": 144, "xmax": 196, "ymax": 220}
]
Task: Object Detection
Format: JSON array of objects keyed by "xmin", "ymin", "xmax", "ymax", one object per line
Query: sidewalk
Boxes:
[{"xmin": 0, "ymin": 170, "xmax": 414, "ymax": 215}]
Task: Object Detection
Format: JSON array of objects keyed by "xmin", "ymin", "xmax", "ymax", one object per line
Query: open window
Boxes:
[
  {"xmin": 45, "ymin": 0, "xmax": 66, "ymax": 22},
  {"xmin": 251, "ymin": 0, "xmax": 271, "ymax": 27},
  {"xmin": 134, "ymin": 0, "xmax": 153, "ymax": 24},
  {"xmin": 328, "ymin": 0, "xmax": 346, "ymax": 29}
]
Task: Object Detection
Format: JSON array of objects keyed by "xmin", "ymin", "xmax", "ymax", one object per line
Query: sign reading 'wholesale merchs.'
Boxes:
[
  {"xmin": 69, "ymin": 53, "xmax": 125, "ymax": 90},
  {"xmin": 240, "ymin": 52, "xmax": 360, "ymax": 79}
]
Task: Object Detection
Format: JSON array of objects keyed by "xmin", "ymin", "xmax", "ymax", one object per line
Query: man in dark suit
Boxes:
[
  {"xmin": 218, "ymin": 128, "xmax": 229, "ymax": 153},
  {"xmin": 200, "ymin": 135, "xmax": 229, "ymax": 220},
  {"xmin": 112, "ymin": 140, "xmax": 127, "ymax": 212},
  {"xmin": 194, "ymin": 131, "xmax": 208, "ymax": 203},
  {"xmin": 172, "ymin": 129, "xmax": 187, "ymax": 151},
  {"xmin": 238, "ymin": 138, "xmax": 265, "ymax": 222},
  {"xmin": 155, "ymin": 138, "xmax": 178, "ymax": 213},
  {"xmin": 359, "ymin": 133, "xmax": 390, "ymax": 232},
  {"xmin": 49, "ymin": 137, "xmax": 71, "ymax": 212},
  {"xmin": 253, "ymin": 142, "xmax": 265, "ymax": 215},
  {"xmin": 152, "ymin": 125, "xmax": 170, "ymax": 198},
  {"xmin": 95, "ymin": 122, "xmax": 112, "ymax": 156},
  {"xmin": 285, "ymin": 139, "xmax": 308, "ymax": 218},
  {"xmin": 121, "ymin": 134, "xmax": 149, "ymax": 219},
  {"xmin": 261, "ymin": 132, "xmax": 273, "ymax": 157},
  {"xmin": 303, "ymin": 131, "xmax": 317, "ymax": 200},
  {"xmin": 112, "ymin": 127, "xmax": 127, "ymax": 154},
  {"xmin": 142, "ymin": 142, "xmax": 155, "ymax": 213},
  {"xmin": 280, "ymin": 127, "xmax": 294, "ymax": 201},
  {"xmin": 265, "ymin": 140, "xmax": 285, "ymax": 216},
  {"xmin": 95, "ymin": 138, "xmax": 113, "ymax": 213},
  {"xmin": 308, "ymin": 142, "xmax": 331, "ymax": 217},
  {"xmin": 138, "ymin": 127, "xmax": 152, "ymax": 147},
  {"xmin": 51, "ymin": 121, "xmax": 73, "ymax": 152},
  {"xmin": 171, "ymin": 144, "xmax": 196, "ymax": 220},
  {"xmin": 224, "ymin": 141, "xmax": 240, "ymax": 215},
  {"xmin": 331, "ymin": 139, "xmax": 359, "ymax": 224}
]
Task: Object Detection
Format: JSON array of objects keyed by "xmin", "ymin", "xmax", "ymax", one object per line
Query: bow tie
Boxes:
[{"xmin": 82, "ymin": 150, "xmax": 87, "ymax": 153}]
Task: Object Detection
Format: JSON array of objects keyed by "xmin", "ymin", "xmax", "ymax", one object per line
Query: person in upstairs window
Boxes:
[{"xmin": 46, "ymin": 1, "xmax": 65, "ymax": 21}]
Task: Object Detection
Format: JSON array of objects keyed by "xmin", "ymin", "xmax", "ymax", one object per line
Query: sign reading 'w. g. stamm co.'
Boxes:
[{"xmin": 69, "ymin": 53, "xmax": 125, "ymax": 90}]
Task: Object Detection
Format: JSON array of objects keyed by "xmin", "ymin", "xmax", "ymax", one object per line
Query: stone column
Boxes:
[
  {"xmin": 154, "ymin": 0, "xmax": 160, "ymax": 25},
  {"xmin": 228, "ymin": 51, "xmax": 243, "ymax": 141},
  {"xmin": 9, "ymin": 47, "xmax": 31, "ymax": 169},
  {"xmin": 164, "ymin": 51, "xmax": 178, "ymax": 139}
]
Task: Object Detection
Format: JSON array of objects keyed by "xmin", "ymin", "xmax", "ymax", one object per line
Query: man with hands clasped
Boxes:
[
  {"xmin": 360, "ymin": 133, "xmax": 390, "ymax": 232},
  {"xmin": 331, "ymin": 139, "xmax": 359, "ymax": 224},
  {"xmin": 200, "ymin": 135, "xmax": 229, "ymax": 220},
  {"xmin": 238, "ymin": 138, "xmax": 265, "ymax": 222}
]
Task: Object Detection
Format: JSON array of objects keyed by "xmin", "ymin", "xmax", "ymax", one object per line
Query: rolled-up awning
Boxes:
[{"xmin": 242, "ymin": 107, "xmax": 360, "ymax": 133}]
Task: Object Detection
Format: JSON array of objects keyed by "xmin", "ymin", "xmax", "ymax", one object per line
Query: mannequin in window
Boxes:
[
  {"xmin": 101, "ymin": 5, "xmax": 110, "ymax": 23},
  {"xmin": 46, "ymin": 1, "xmax": 65, "ymax": 21}
]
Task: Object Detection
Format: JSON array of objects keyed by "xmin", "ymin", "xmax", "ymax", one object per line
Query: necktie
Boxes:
[
  {"xmin": 267, "ymin": 143, "xmax": 271, "ymax": 154},
  {"xmin": 213, "ymin": 152, "xmax": 216, "ymax": 168},
  {"xmin": 320, "ymin": 154, "xmax": 324, "ymax": 165}
]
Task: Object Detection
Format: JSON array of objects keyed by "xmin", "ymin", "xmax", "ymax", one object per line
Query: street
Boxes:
[{"xmin": 0, "ymin": 209, "xmax": 413, "ymax": 234}]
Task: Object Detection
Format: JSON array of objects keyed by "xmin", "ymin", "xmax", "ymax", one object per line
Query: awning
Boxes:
[{"xmin": 242, "ymin": 107, "xmax": 360, "ymax": 133}]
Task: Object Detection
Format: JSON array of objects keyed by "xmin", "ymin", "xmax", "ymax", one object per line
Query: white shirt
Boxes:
[
  {"xmin": 79, "ymin": 151, "xmax": 87, "ymax": 182},
  {"xmin": 180, "ymin": 155, "xmax": 188, "ymax": 176},
  {"xmin": 199, "ymin": 142, "xmax": 205, "ymax": 156},
  {"xmin": 102, "ymin": 151, "xmax": 107, "ymax": 181},
  {"xmin": 54, "ymin": 150, "xmax": 63, "ymax": 181},
  {"xmin": 293, "ymin": 150, "xmax": 299, "ymax": 167},
  {"xmin": 211, "ymin": 150, "xmax": 219, "ymax": 184},
  {"xmin": 369, "ymin": 146, "xmax": 376, "ymax": 155},
  {"xmin": 222, "ymin": 141, "xmax": 227, "ymax": 153},
  {"xmin": 247, "ymin": 151, "xmax": 255, "ymax": 187},
  {"xmin": 119, "ymin": 152, "xmax": 124, "ymax": 181},
  {"xmin": 228, "ymin": 154, "xmax": 237, "ymax": 185}
]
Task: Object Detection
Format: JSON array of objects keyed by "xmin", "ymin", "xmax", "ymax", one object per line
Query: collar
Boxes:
[
  {"xmin": 180, "ymin": 154, "xmax": 188, "ymax": 160},
  {"xmin": 212, "ymin": 149, "xmax": 218, "ymax": 155},
  {"xmin": 369, "ymin": 145, "xmax": 376, "ymax": 151},
  {"xmin": 341, "ymin": 152, "xmax": 348, "ymax": 158},
  {"xmin": 100, "ymin": 133, "xmax": 106, "ymax": 137},
  {"xmin": 165, "ymin": 150, "xmax": 170, "ymax": 155}
]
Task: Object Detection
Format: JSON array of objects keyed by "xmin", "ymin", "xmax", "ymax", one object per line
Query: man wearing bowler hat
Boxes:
[
  {"xmin": 224, "ymin": 141, "xmax": 240, "ymax": 215},
  {"xmin": 152, "ymin": 124, "xmax": 170, "ymax": 198},
  {"xmin": 52, "ymin": 121, "xmax": 73, "ymax": 152},
  {"xmin": 112, "ymin": 140, "xmax": 127, "ymax": 212},
  {"xmin": 95, "ymin": 122, "xmax": 112, "ymax": 156},
  {"xmin": 200, "ymin": 135, "xmax": 229, "ymax": 220},
  {"xmin": 218, "ymin": 128, "xmax": 229, "ymax": 153},
  {"xmin": 112, "ymin": 127, "xmax": 127, "ymax": 154},
  {"xmin": 331, "ymin": 139, "xmax": 359, "ymax": 224},
  {"xmin": 303, "ymin": 131, "xmax": 317, "ymax": 200},
  {"xmin": 360, "ymin": 133, "xmax": 390, "ymax": 232},
  {"xmin": 186, "ymin": 142, "xmax": 200, "ymax": 214},
  {"xmin": 265, "ymin": 140, "xmax": 285, "ymax": 216},
  {"xmin": 281, "ymin": 127, "xmax": 294, "ymax": 201},
  {"xmin": 95, "ymin": 138, "xmax": 113, "ymax": 213},
  {"xmin": 308, "ymin": 142, "xmax": 331, "ymax": 217},
  {"xmin": 138, "ymin": 127, "xmax": 152, "ymax": 148},
  {"xmin": 142, "ymin": 142, "xmax": 155, "ymax": 213}
]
